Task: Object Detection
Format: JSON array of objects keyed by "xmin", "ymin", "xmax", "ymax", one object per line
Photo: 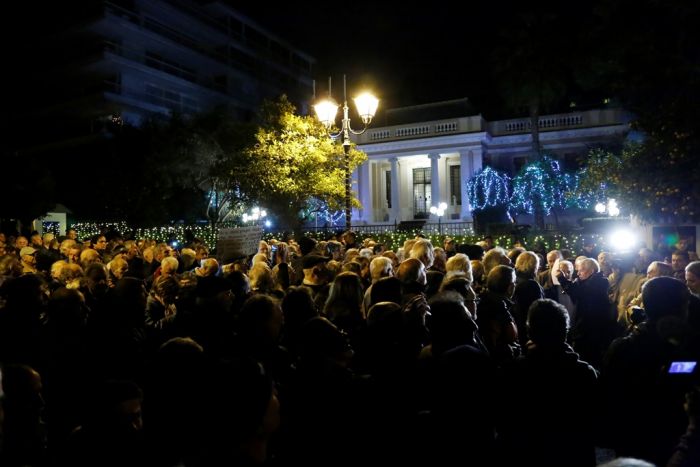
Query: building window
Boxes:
[
  {"xmin": 386, "ymin": 171, "xmax": 391, "ymax": 209},
  {"xmin": 413, "ymin": 167, "xmax": 431, "ymax": 219},
  {"xmin": 450, "ymin": 165, "xmax": 461, "ymax": 205}
]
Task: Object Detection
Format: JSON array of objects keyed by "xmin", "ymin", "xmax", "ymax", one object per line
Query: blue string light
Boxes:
[{"xmin": 467, "ymin": 167, "xmax": 511, "ymax": 211}]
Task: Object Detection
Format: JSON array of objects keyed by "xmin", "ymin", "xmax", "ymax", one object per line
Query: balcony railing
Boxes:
[
  {"xmin": 358, "ymin": 116, "xmax": 485, "ymax": 143},
  {"xmin": 356, "ymin": 109, "xmax": 628, "ymax": 145}
]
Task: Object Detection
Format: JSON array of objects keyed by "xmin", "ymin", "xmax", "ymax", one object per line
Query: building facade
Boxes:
[
  {"xmin": 14, "ymin": 0, "xmax": 315, "ymax": 149},
  {"xmin": 352, "ymin": 100, "xmax": 631, "ymax": 225}
]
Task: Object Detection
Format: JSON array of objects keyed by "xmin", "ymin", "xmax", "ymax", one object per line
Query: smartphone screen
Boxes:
[{"xmin": 668, "ymin": 361, "xmax": 697, "ymax": 374}]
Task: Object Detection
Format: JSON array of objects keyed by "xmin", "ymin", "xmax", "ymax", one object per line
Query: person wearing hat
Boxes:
[
  {"xmin": 19, "ymin": 247, "xmax": 38, "ymax": 274},
  {"xmin": 301, "ymin": 254, "xmax": 331, "ymax": 312}
]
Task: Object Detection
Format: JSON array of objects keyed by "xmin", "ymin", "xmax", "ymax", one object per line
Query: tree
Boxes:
[
  {"xmin": 244, "ymin": 96, "xmax": 367, "ymax": 230},
  {"xmin": 467, "ymin": 167, "xmax": 511, "ymax": 211},
  {"xmin": 579, "ymin": 143, "xmax": 700, "ymax": 222},
  {"xmin": 0, "ymin": 152, "xmax": 56, "ymax": 233},
  {"xmin": 466, "ymin": 167, "xmax": 512, "ymax": 232},
  {"xmin": 510, "ymin": 156, "xmax": 582, "ymax": 227}
]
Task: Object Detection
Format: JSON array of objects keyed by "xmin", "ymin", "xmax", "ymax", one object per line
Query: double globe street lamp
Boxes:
[{"xmin": 314, "ymin": 75, "xmax": 379, "ymax": 229}]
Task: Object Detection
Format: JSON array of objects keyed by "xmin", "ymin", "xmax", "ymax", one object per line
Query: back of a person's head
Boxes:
[
  {"xmin": 341, "ymin": 261, "xmax": 362, "ymax": 275},
  {"xmin": 687, "ymin": 260, "xmax": 700, "ymax": 277},
  {"xmin": 224, "ymin": 270, "xmax": 251, "ymax": 296},
  {"xmin": 282, "ymin": 286, "xmax": 318, "ymax": 329},
  {"xmin": 425, "ymin": 270, "xmax": 445, "ymax": 297},
  {"xmin": 48, "ymin": 287, "xmax": 87, "ymax": 327},
  {"xmin": 429, "ymin": 292, "xmax": 477, "ymax": 353},
  {"xmin": 153, "ymin": 275, "xmax": 180, "ymax": 303},
  {"xmin": 366, "ymin": 301, "xmax": 402, "ymax": 328},
  {"xmin": 410, "ymin": 238, "xmax": 434, "ymax": 268},
  {"xmin": 327, "ymin": 271, "xmax": 363, "ymax": 305},
  {"xmin": 248, "ymin": 261, "xmax": 273, "ymax": 291},
  {"xmin": 369, "ymin": 256, "xmax": 393, "ymax": 281},
  {"xmin": 446, "ymin": 253, "xmax": 472, "ymax": 278},
  {"xmin": 648, "ymin": 260, "xmax": 673, "ymax": 277},
  {"xmin": 515, "ymin": 251, "xmax": 539, "ymax": 277},
  {"xmin": 396, "ymin": 257, "xmax": 424, "ymax": 286},
  {"xmin": 298, "ymin": 236, "xmax": 317, "ymax": 256},
  {"xmin": 487, "ymin": 265, "xmax": 515, "ymax": 295},
  {"xmin": 527, "ymin": 298, "xmax": 569, "ymax": 345},
  {"xmin": 440, "ymin": 273, "xmax": 471, "ymax": 299},
  {"xmin": 370, "ymin": 276, "xmax": 402, "ymax": 306},
  {"xmin": 238, "ymin": 294, "xmax": 280, "ymax": 335},
  {"xmin": 483, "ymin": 247, "xmax": 508, "ymax": 275},
  {"xmin": 642, "ymin": 276, "xmax": 689, "ymax": 322}
]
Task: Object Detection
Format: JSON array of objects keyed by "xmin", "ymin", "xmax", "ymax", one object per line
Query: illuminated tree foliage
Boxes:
[
  {"xmin": 245, "ymin": 96, "xmax": 367, "ymax": 228},
  {"xmin": 579, "ymin": 142, "xmax": 700, "ymax": 222},
  {"xmin": 510, "ymin": 156, "xmax": 581, "ymax": 216},
  {"xmin": 467, "ymin": 167, "xmax": 511, "ymax": 211}
]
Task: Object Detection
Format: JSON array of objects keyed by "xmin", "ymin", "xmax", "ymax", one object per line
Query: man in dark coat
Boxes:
[{"xmin": 558, "ymin": 257, "xmax": 614, "ymax": 369}]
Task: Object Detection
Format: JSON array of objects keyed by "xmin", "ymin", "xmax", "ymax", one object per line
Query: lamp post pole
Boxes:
[
  {"xmin": 340, "ymin": 98, "xmax": 352, "ymax": 229},
  {"xmin": 314, "ymin": 75, "xmax": 379, "ymax": 231}
]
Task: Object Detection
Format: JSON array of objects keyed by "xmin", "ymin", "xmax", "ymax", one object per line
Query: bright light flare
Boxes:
[{"xmin": 609, "ymin": 229, "xmax": 637, "ymax": 251}]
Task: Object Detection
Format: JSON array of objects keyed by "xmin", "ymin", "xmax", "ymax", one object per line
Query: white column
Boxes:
[
  {"xmin": 358, "ymin": 161, "xmax": 372, "ymax": 223},
  {"xmin": 460, "ymin": 150, "xmax": 472, "ymax": 220},
  {"xmin": 351, "ymin": 167, "xmax": 360, "ymax": 222},
  {"xmin": 429, "ymin": 153, "xmax": 441, "ymax": 215},
  {"xmin": 472, "ymin": 146, "xmax": 483, "ymax": 173},
  {"xmin": 390, "ymin": 157, "xmax": 401, "ymax": 222}
]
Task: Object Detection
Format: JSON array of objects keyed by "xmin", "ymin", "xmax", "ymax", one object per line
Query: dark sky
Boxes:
[{"xmin": 233, "ymin": 3, "xmax": 494, "ymax": 112}]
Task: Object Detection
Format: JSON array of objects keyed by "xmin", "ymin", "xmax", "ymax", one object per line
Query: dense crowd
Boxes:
[{"xmin": 0, "ymin": 227, "xmax": 699, "ymax": 466}]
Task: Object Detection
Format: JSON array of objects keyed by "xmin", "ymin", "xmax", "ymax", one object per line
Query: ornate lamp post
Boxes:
[{"xmin": 314, "ymin": 75, "xmax": 379, "ymax": 229}]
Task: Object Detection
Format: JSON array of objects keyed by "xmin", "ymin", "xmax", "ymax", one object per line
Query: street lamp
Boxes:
[
  {"xmin": 594, "ymin": 198, "xmax": 621, "ymax": 217},
  {"xmin": 430, "ymin": 202, "xmax": 448, "ymax": 235},
  {"xmin": 242, "ymin": 207, "xmax": 267, "ymax": 225},
  {"xmin": 314, "ymin": 75, "xmax": 379, "ymax": 229}
]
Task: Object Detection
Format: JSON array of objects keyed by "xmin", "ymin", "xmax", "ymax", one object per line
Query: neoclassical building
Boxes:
[{"xmin": 352, "ymin": 99, "xmax": 631, "ymax": 225}]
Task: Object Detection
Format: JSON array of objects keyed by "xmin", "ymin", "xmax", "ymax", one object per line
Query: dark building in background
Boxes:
[{"xmin": 7, "ymin": 0, "xmax": 315, "ymax": 153}]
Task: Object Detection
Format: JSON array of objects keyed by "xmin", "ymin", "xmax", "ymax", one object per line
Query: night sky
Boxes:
[{"xmin": 233, "ymin": 3, "xmax": 499, "ymax": 112}]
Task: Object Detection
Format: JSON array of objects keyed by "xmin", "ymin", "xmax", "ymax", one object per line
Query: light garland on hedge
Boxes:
[{"xmin": 71, "ymin": 221, "xmax": 607, "ymax": 257}]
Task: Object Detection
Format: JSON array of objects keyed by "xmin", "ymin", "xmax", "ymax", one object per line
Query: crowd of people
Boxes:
[{"xmin": 0, "ymin": 227, "xmax": 699, "ymax": 466}]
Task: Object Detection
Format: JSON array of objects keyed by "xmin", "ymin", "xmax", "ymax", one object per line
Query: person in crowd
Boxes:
[
  {"xmin": 538, "ymin": 249, "xmax": 563, "ymax": 288},
  {"xmin": 19, "ymin": 247, "xmax": 38, "ymax": 274},
  {"xmin": 600, "ymin": 276, "xmax": 696, "ymax": 465},
  {"xmin": 500, "ymin": 299, "xmax": 598, "ymax": 466},
  {"xmin": 445, "ymin": 253, "xmax": 473, "ymax": 282},
  {"xmin": 300, "ymin": 254, "xmax": 332, "ymax": 311},
  {"xmin": 558, "ymin": 257, "xmax": 615, "ymax": 369},
  {"xmin": 686, "ymin": 261, "xmax": 700, "ymax": 296},
  {"xmin": 443, "ymin": 237, "xmax": 457, "ymax": 258},
  {"xmin": 478, "ymin": 264, "xmax": 520, "ymax": 366},
  {"xmin": 672, "ymin": 250, "xmax": 691, "ymax": 281},
  {"xmin": 363, "ymin": 256, "xmax": 393, "ymax": 314},
  {"xmin": 396, "ymin": 258, "xmax": 430, "ymax": 353},
  {"xmin": 513, "ymin": 251, "xmax": 544, "ymax": 347}
]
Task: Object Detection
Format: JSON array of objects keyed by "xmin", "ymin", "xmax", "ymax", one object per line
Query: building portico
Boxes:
[{"xmin": 351, "ymin": 101, "xmax": 630, "ymax": 226}]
